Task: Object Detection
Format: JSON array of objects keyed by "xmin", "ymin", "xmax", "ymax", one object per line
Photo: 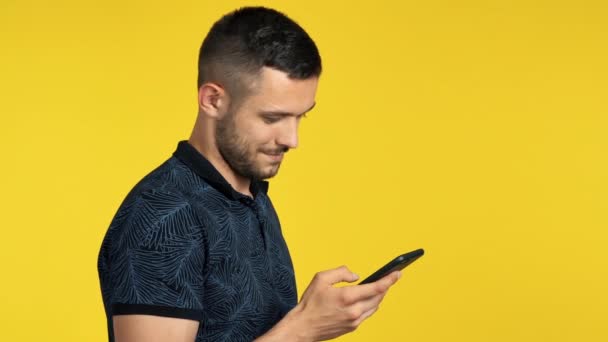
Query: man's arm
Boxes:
[
  {"xmin": 113, "ymin": 315, "xmax": 199, "ymax": 342},
  {"xmin": 112, "ymin": 267, "xmax": 399, "ymax": 342}
]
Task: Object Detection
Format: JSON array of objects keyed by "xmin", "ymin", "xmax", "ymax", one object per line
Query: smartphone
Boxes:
[{"xmin": 358, "ymin": 248, "xmax": 424, "ymax": 285}]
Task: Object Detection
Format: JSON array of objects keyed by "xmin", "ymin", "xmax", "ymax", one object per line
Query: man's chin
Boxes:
[{"xmin": 256, "ymin": 164, "xmax": 281, "ymax": 180}]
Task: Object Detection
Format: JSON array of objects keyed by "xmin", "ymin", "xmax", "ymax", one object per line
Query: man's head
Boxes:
[{"xmin": 196, "ymin": 7, "xmax": 321, "ymax": 181}]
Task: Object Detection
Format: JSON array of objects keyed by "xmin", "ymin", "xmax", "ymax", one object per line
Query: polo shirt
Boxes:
[{"xmin": 97, "ymin": 140, "xmax": 298, "ymax": 341}]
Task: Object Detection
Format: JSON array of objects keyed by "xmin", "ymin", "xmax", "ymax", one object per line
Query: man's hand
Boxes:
[{"xmin": 258, "ymin": 265, "xmax": 401, "ymax": 342}]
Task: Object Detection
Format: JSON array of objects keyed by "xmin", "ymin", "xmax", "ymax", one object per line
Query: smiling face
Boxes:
[{"xmin": 215, "ymin": 67, "xmax": 318, "ymax": 181}]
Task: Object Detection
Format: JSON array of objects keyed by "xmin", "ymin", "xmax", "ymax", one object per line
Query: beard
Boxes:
[{"xmin": 215, "ymin": 112, "xmax": 286, "ymax": 181}]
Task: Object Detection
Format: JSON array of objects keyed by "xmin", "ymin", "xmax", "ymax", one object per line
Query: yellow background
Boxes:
[{"xmin": 1, "ymin": 0, "xmax": 607, "ymax": 341}]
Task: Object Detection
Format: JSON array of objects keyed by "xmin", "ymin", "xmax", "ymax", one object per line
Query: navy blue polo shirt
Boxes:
[{"xmin": 97, "ymin": 140, "xmax": 298, "ymax": 341}]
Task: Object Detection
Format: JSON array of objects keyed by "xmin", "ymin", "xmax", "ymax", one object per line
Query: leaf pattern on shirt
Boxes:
[{"xmin": 98, "ymin": 153, "xmax": 297, "ymax": 342}]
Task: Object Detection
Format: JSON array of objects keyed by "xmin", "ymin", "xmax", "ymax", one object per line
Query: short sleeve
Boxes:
[{"xmin": 107, "ymin": 191, "xmax": 207, "ymax": 321}]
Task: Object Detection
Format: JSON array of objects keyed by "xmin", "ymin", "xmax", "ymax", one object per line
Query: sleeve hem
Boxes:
[{"xmin": 111, "ymin": 303, "xmax": 204, "ymax": 321}]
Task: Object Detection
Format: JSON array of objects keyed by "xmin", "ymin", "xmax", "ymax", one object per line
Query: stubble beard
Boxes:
[{"xmin": 215, "ymin": 112, "xmax": 282, "ymax": 181}]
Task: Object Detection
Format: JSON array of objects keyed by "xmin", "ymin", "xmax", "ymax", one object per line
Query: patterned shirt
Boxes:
[{"xmin": 97, "ymin": 141, "xmax": 298, "ymax": 341}]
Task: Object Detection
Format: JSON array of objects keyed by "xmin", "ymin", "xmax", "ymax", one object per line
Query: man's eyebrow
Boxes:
[{"xmin": 259, "ymin": 102, "xmax": 317, "ymax": 116}]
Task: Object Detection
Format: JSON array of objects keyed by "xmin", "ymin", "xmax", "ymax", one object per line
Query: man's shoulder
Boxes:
[
  {"xmin": 103, "ymin": 156, "xmax": 211, "ymax": 252},
  {"xmin": 108, "ymin": 156, "xmax": 211, "ymax": 230},
  {"xmin": 123, "ymin": 156, "xmax": 210, "ymax": 204}
]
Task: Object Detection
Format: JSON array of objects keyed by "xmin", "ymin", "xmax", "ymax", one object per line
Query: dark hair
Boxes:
[{"xmin": 197, "ymin": 7, "xmax": 322, "ymax": 94}]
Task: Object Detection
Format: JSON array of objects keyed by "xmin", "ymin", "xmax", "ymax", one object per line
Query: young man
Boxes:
[{"xmin": 97, "ymin": 7, "xmax": 400, "ymax": 342}]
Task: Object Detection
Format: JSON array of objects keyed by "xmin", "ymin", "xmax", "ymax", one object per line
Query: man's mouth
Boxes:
[
  {"xmin": 262, "ymin": 147, "xmax": 288, "ymax": 156},
  {"xmin": 263, "ymin": 151, "xmax": 285, "ymax": 162}
]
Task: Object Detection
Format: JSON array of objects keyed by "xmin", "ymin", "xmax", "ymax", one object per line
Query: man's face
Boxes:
[{"xmin": 215, "ymin": 67, "xmax": 318, "ymax": 181}]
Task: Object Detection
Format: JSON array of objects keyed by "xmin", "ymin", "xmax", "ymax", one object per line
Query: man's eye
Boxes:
[{"xmin": 263, "ymin": 116, "xmax": 281, "ymax": 124}]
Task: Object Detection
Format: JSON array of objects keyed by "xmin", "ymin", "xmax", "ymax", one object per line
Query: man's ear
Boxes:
[{"xmin": 198, "ymin": 83, "xmax": 228, "ymax": 118}]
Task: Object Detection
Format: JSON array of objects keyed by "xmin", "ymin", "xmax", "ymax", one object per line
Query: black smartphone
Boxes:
[{"xmin": 358, "ymin": 248, "xmax": 424, "ymax": 285}]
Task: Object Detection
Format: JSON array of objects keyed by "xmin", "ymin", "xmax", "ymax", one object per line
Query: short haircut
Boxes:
[{"xmin": 197, "ymin": 7, "xmax": 322, "ymax": 97}]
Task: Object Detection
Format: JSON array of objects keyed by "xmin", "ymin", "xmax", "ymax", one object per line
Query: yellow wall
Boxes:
[{"xmin": 1, "ymin": 0, "xmax": 607, "ymax": 340}]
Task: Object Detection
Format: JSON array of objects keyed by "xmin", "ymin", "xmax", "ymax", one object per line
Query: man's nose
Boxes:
[{"xmin": 277, "ymin": 119, "xmax": 299, "ymax": 149}]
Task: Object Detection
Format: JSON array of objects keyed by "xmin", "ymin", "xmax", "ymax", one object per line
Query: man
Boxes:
[{"xmin": 97, "ymin": 6, "xmax": 400, "ymax": 342}]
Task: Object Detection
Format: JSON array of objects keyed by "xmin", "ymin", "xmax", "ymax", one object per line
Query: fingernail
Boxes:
[
  {"xmin": 397, "ymin": 271, "xmax": 402, "ymax": 279},
  {"xmin": 353, "ymin": 273, "xmax": 359, "ymax": 280}
]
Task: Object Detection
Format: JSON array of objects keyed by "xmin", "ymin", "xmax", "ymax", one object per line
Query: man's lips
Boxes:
[{"xmin": 263, "ymin": 151, "xmax": 285, "ymax": 162}]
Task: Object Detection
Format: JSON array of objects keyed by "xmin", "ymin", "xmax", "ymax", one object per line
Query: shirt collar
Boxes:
[{"xmin": 172, "ymin": 140, "xmax": 269, "ymax": 201}]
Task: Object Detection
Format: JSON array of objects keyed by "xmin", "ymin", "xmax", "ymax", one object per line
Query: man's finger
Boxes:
[
  {"xmin": 352, "ymin": 306, "xmax": 379, "ymax": 326},
  {"xmin": 315, "ymin": 265, "xmax": 359, "ymax": 286},
  {"xmin": 340, "ymin": 271, "xmax": 400, "ymax": 304},
  {"xmin": 353, "ymin": 292, "xmax": 385, "ymax": 317}
]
